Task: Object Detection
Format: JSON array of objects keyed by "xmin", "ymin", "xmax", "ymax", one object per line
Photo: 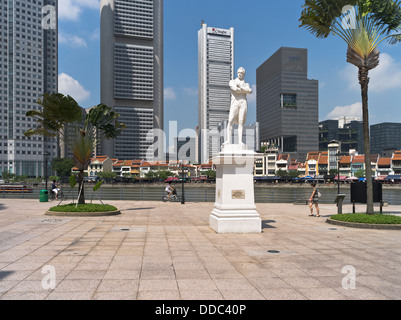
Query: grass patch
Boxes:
[
  {"xmin": 331, "ymin": 213, "xmax": 401, "ymax": 225},
  {"xmin": 49, "ymin": 203, "xmax": 118, "ymax": 213}
]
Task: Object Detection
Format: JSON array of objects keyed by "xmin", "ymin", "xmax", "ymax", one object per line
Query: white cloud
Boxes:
[
  {"xmin": 343, "ymin": 53, "xmax": 401, "ymax": 92},
  {"xmin": 58, "ymin": 73, "xmax": 90, "ymax": 103},
  {"xmin": 164, "ymin": 87, "xmax": 176, "ymax": 100},
  {"xmin": 183, "ymin": 87, "xmax": 198, "ymax": 96},
  {"xmin": 59, "ymin": 0, "xmax": 99, "ymax": 21},
  {"xmin": 326, "ymin": 102, "xmax": 362, "ymax": 120},
  {"xmin": 59, "ymin": 33, "xmax": 88, "ymax": 48}
]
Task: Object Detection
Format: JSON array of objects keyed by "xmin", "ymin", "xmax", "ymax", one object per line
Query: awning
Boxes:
[
  {"xmin": 345, "ymin": 177, "xmax": 358, "ymax": 181},
  {"xmin": 334, "ymin": 175, "xmax": 348, "ymax": 181},
  {"xmin": 254, "ymin": 176, "xmax": 280, "ymax": 180},
  {"xmin": 375, "ymin": 176, "xmax": 388, "ymax": 181},
  {"xmin": 385, "ymin": 175, "xmax": 401, "ymax": 180}
]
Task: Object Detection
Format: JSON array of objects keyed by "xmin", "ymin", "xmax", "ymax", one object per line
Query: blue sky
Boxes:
[{"xmin": 58, "ymin": 0, "xmax": 401, "ymax": 133}]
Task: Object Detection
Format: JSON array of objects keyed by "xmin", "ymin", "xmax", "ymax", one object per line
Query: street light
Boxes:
[
  {"xmin": 43, "ymin": 151, "xmax": 50, "ymax": 191},
  {"xmin": 176, "ymin": 141, "xmax": 185, "ymax": 205},
  {"xmin": 181, "ymin": 160, "xmax": 185, "ymax": 204},
  {"xmin": 336, "ymin": 152, "xmax": 341, "ymax": 194}
]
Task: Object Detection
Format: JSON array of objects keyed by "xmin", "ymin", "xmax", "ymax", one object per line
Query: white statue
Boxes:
[{"xmin": 224, "ymin": 67, "xmax": 253, "ymax": 147}]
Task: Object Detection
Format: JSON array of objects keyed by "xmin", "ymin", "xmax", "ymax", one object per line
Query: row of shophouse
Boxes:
[
  {"xmin": 78, "ymin": 156, "xmax": 215, "ymax": 180},
  {"xmin": 77, "ymin": 149, "xmax": 401, "ymax": 181},
  {"xmin": 254, "ymin": 148, "xmax": 401, "ymax": 179}
]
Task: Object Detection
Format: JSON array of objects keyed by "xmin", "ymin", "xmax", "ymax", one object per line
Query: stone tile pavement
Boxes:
[{"xmin": 0, "ymin": 199, "xmax": 400, "ymax": 300}]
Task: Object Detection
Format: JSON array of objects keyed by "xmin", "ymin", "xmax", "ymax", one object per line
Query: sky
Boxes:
[{"xmin": 58, "ymin": 0, "xmax": 401, "ymax": 134}]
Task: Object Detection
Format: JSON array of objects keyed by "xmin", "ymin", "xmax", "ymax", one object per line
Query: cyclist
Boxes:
[
  {"xmin": 165, "ymin": 183, "xmax": 177, "ymax": 200},
  {"xmin": 51, "ymin": 180, "xmax": 61, "ymax": 200}
]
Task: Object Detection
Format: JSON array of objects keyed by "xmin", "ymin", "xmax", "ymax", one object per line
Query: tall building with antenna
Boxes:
[{"xmin": 198, "ymin": 22, "xmax": 234, "ymax": 164}]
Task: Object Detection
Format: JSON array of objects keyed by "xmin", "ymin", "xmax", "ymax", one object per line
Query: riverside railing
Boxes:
[{"xmin": 1, "ymin": 186, "xmax": 400, "ymax": 205}]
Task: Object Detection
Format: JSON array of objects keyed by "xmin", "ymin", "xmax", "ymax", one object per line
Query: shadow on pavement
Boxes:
[
  {"xmin": 262, "ymin": 220, "xmax": 276, "ymax": 229},
  {"xmin": 124, "ymin": 207, "xmax": 155, "ymax": 211},
  {"xmin": 0, "ymin": 271, "xmax": 15, "ymax": 280}
]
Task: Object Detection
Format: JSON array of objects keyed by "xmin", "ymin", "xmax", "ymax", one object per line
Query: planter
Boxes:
[
  {"xmin": 45, "ymin": 210, "xmax": 121, "ymax": 217},
  {"xmin": 326, "ymin": 218, "xmax": 401, "ymax": 230}
]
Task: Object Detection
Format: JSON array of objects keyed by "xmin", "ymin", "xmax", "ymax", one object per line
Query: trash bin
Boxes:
[{"xmin": 39, "ymin": 189, "xmax": 48, "ymax": 202}]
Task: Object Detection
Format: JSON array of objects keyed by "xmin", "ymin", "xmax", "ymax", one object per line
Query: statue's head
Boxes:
[{"xmin": 237, "ymin": 67, "xmax": 245, "ymax": 80}]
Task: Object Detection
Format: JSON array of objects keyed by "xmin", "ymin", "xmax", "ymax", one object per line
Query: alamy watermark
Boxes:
[
  {"xmin": 341, "ymin": 5, "xmax": 357, "ymax": 30},
  {"xmin": 41, "ymin": 5, "xmax": 57, "ymax": 30},
  {"xmin": 342, "ymin": 265, "xmax": 357, "ymax": 290},
  {"xmin": 41, "ymin": 265, "xmax": 56, "ymax": 290}
]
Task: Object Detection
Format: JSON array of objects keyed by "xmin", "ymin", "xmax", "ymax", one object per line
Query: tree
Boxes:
[
  {"xmin": 354, "ymin": 169, "xmax": 366, "ymax": 178},
  {"xmin": 97, "ymin": 171, "xmax": 117, "ymax": 181},
  {"xmin": 24, "ymin": 93, "xmax": 126, "ymax": 204},
  {"xmin": 204, "ymin": 169, "xmax": 216, "ymax": 180},
  {"xmin": 1, "ymin": 170, "xmax": 16, "ymax": 183},
  {"xmin": 52, "ymin": 157, "xmax": 74, "ymax": 177},
  {"xmin": 300, "ymin": 0, "xmax": 401, "ymax": 214}
]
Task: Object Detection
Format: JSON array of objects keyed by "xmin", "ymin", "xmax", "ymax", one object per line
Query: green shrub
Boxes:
[
  {"xmin": 331, "ymin": 213, "xmax": 401, "ymax": 225},
  {"xmin": 49, "ymin": 203, "xmax": 117, "ymax": 213}
]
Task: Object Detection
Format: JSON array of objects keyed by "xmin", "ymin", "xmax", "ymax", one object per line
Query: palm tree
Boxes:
[
  {"xmin": 300, "ymin": 0, "xmax": 401, "ymax": 214},
  {"xmin": 24, "ymin": 93, "xmax": 126, "ymax": 204}
]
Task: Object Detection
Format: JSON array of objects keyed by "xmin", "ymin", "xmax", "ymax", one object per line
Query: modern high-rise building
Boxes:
[
  {"xmin": 371, "ymin": 122, "xmax": 401, "ymax": 155},
  {"xmin": 319, "ymin": 119, "xmax": 364, "ymax": 153},
  {"xmin": 0, "ymin": 0, "xmax": 58, "ymax": 177},
  {"xmin": 256, "ymin": 47, "xmax": 319, "ymax": 162},
  {"xmin": 198, "ymin": 22, "xmax": 234, "ymax": 164},
  {"xmin": 100, "ymin": 0, "xmax": 163, "ymax": 160}
]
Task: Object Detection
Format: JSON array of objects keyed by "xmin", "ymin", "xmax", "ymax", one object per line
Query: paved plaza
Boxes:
[{"xmin": 0, "ymin": 199, "xmax": 400, "ymax": 300}]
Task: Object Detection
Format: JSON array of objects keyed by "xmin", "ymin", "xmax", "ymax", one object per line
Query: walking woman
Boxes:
[{"xmin": 308, "ymin": 183, "xmax": 320, "ymax": 217}]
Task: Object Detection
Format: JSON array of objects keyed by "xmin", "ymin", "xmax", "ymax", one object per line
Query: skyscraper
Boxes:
[
  {"xmin": 198, "ymin": 22, "xmax": 234, "ymax": 164},
  {"xmin": 100, "ymin": 0, "xmax": 163, "ymax": 160},
  {"xmin": 0, "ymin": 1, "xmax": 58, "ymax": 177},
  {"xmin": 256, "ymin": 47, "xmax": 319, "ymax": 162},
  {"xmin": 371, "ymin": 122, "xmax": 401, "ymax": 155}
]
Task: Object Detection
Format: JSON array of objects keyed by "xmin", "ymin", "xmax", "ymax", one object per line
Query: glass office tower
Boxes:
[
  {"xmin": 198, "ymin": 22, "xmax": 234, "ymax": 164},
  {"xmin": 0, "ymin": 0, "xmax": 58, "ymax": 177},
  {"xmin": 256, "ymin": 47, "xmax": 319, "ymax": 162},
  {"xmin": 100, "ymin": 0, "xmax": 163, "ymax": 160}
]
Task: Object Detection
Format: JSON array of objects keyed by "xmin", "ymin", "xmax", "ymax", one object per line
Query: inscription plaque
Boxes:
[{"xmin": 232, "ymin": 190, "xmax": 245, "ymax": 199}]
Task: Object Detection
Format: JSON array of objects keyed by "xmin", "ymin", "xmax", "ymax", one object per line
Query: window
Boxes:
[{"xmin": 281, "ymin": 93, "xmax": 297, "ymax": 109}]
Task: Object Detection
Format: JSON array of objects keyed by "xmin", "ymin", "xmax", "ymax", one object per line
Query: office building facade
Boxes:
[
  {"xmin": 319, "ymin": 119, "xmax": 364, "ymax": 153},
  {"xmin": 371, "ymin": 122, "xmax": 401, "ymax": 155},
  {"xmin": 0, "ymin": 0, "xmax": 58, "ymax": 177},
  {"xmin": 198, "ymin": 23, "xmax": 234, "ymax": 164},
  {"xmin": 100, "ymin": 0, "xmax": 163, "ymax": 160},
  {"xmin": 256, "ymin": 47, "xmax": 319, "ymax": 162}
]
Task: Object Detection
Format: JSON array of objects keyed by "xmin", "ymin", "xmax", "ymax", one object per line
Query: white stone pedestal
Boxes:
[{"xmin": 210, "ymin": 144, "xmax": 262, "ymax": 233}]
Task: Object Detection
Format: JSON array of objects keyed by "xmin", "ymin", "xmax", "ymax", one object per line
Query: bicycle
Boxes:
[
  {"xmin": 50, "ymin": 189, "xmax": 67, "ymax": 201},
  {"xmin": 162, "ymin": 191, "xmax": 182, "ymax": 202}
]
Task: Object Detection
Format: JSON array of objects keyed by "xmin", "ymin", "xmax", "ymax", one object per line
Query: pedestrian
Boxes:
[{"xmin": 308, "ymin": 183, "xmax": 320, "ymax": 217}]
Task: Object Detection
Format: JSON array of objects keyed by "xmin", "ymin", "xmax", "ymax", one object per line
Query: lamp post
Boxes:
[
  {"xmin": 176, "ymin": 141, "xmax": 185, "ymax": 204},
  {"xmin": 43, "ymin": 151, "xmax": 50, "ymax": 191},
  {"xmin": 336, "ymin": 152, "xmax": 341, "ymax": 194},
  {"xmin": 181, "ymin": 160, "xmax": 185, "ymax": 204}
]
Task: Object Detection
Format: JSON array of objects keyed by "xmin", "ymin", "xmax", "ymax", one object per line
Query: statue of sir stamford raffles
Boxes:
[{"xmin": 223, "ymin": 67, "xmax": 253, "ymax": 147}]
